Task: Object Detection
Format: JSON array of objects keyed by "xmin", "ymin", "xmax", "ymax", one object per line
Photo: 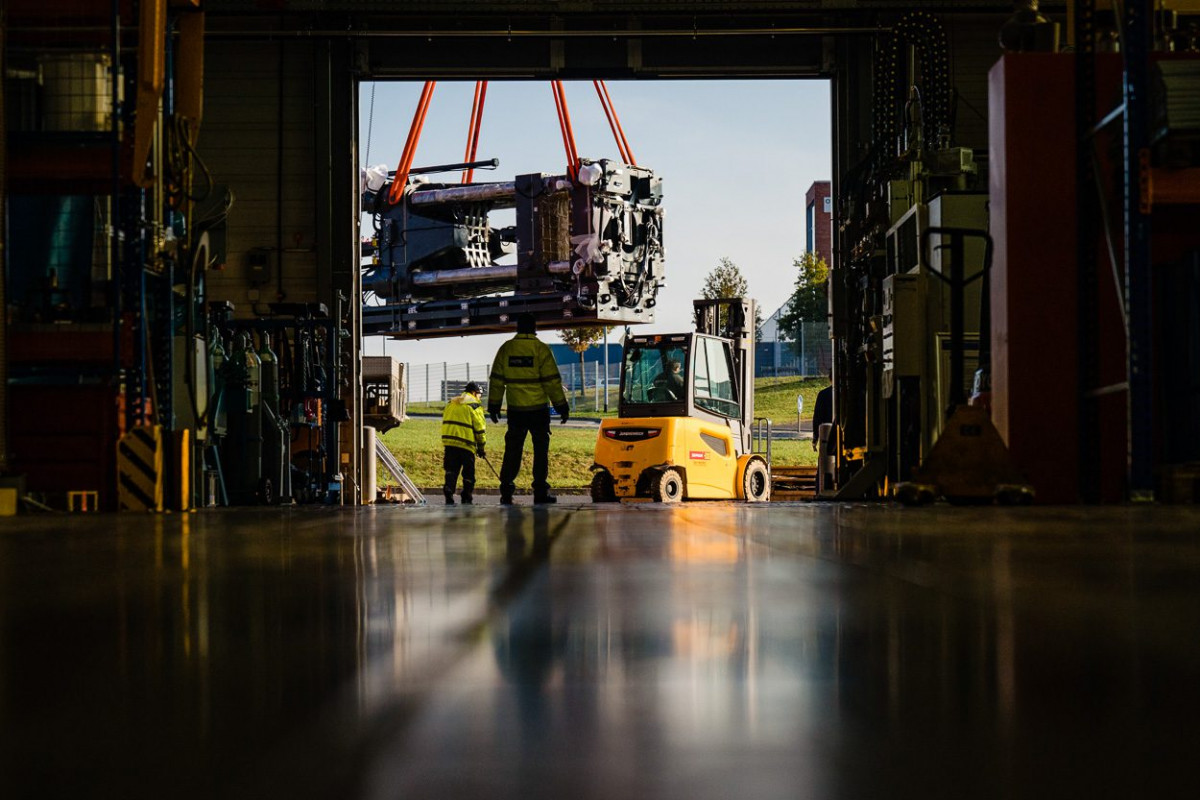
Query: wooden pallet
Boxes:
[{"xmin": 770, "ymin": 465, "xmax": 818, "ymax": 501}]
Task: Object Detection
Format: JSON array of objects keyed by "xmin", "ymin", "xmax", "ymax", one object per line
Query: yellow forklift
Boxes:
[{"xmin": 591, "ymin": 298, "xmax": 771, "ymax": 503}]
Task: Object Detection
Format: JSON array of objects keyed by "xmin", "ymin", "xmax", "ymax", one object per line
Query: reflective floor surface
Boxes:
[{"xmin": 2, "ymin": 501, "xmax": 1200, "ymax": 799}]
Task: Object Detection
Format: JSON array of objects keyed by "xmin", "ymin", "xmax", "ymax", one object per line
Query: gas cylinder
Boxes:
[
  {"xmin": 208, "ymin": 328, "xmax": 228, "ymax": 437},
  {"xmin": 221, "ymin": 331, "xmax": 264, "ymax": 503},
  {"xmin": 258, "ymin": 332, "xmax": 291, "ymax": 504}
]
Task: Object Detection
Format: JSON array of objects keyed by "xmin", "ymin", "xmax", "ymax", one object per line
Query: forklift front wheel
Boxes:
[
  {"xmin": 590, "ymin": 470, "xmax": 618, "ymax": 503},
  {"xmin": 652, "ymin": 468, "xmax": 685, "ymax": 504}
]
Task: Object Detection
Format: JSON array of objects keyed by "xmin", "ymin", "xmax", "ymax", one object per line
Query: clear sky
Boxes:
[{"xmin": 359, "ymin": 79, "xmax": 831, "ymax": 365}]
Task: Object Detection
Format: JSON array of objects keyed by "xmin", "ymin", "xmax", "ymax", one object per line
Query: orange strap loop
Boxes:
[
  {"xmin": 551, "ymin": 81, "xmax": 580, "ymax": 180},
  {"xmin": 593, "ymin": 81, "xmax": 637, "ymax": 166},
  {"xmin": 387, "ymin": 80, "xmax": 437, "ymax": 205},
  {"xmin": 461, "ymin": 81, "xmax": 489, "ymax": 183},
  {"xmin": 389, "ymin": 80, "xmax": 636, "ymax": 199}
]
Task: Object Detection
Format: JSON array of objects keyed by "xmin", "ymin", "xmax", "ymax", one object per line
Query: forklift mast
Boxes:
[{"xmin": 693, "ymin": 297, "xmax": 756, "ymax": 451}]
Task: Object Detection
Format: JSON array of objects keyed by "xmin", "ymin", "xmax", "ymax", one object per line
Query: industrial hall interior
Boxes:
[{"xmin": 3, "ymin": 1, "xmax": 1200, "ymax": 798}]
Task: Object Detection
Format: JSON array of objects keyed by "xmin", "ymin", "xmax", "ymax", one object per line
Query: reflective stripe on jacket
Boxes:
[
  {"xmin": 488, "ymin": 334, "xmax": 568, "ymax": 415},
  {"xmin": 441, "ymin": 393, "xmax": 487, "ymax": 452}
]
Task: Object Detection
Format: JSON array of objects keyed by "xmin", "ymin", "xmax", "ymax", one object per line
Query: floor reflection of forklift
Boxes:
[{"xmin": 591, "ymin": 298, "xmax": 771, "ymax": 503}]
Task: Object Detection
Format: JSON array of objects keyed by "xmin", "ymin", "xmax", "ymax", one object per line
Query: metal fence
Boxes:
[
  {"xmin": 406, "ymin": 362, "xmax": 492, "ymax": 404},
  {"xmin": 559, "ymin": 361, "xmax": 623, "ymax": 412},
  {"xmin": 406, "ymin": 360, "xmax": 623, "ymax": 412},
  {"xmin": 758, "ymin": 321, "xmax": 832, "ymax": 378},
  {"xmin": 406, "ymin": 326, "xmax": 829, "ymax": 409}
]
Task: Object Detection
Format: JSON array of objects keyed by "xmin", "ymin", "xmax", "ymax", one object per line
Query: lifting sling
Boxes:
[{"xmin": 386, "ymin": 80, "xmax": 639, "ymax": 205}]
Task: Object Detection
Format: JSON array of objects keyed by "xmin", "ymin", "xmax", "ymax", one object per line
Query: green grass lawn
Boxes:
[
  {"xmin": 380, "ymin": 415, "xmax": 816, "ymax": 490},
  {"xmin": 411, "ymin": 376, "xmax": 827, "ymax": 428},
  {"xmin": 753, "ymin": 376, "xmax": 828, "ymax": 432}
]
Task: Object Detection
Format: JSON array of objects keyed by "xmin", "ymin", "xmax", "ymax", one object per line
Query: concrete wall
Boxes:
[{"xmin": 199, "ymin": 41, "xmax": 321, "ymax": 313}]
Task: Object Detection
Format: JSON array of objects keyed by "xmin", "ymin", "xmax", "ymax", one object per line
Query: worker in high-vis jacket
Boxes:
[
  {"xmin": 440, "ymin": 381, "xmax": 487, "ymax": 505},
  {"xmin": 488, "ymin": 313, "xmax": 570, "ymax": 505}
]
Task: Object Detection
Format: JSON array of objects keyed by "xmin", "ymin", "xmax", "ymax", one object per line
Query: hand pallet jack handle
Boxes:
[{"xmin": 921, "ymin": 226, "xmax": 993, "ymax": 413}]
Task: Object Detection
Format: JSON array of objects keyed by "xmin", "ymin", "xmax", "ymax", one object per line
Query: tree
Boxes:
[
  {"xmin": 702, "ymin": 257, "xmax": 750, "ymax": 300},
  {"xmin": 777, "ymin": 251, "xmax": 830, "ymax": 360},
  {"xmin": 559, "ymin": 326, "xmax": 610, "ymax": 405},
  {"xmin": 701, "ymin": 257, "xmax": 763, "ymax": 337}
]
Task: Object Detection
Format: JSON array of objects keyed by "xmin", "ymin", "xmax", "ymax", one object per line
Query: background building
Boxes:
[
  {"xmin": 756, "ymin": 179, "xmax": 833, "ymax": 377},
  {"xmin": 805, "ymin": 180, "xmax": 832, "ymax": 266}
]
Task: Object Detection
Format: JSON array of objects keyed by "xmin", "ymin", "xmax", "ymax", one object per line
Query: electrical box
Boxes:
[
  {"xmin": 363, "ymin": 356, "xmax": 406, "ymax": 432},
  {"xmin": 925, "ymin": 192, "xmax": 987, "ymax": 343},
  {"xmin": 887, "ymin": 180, "xmax": 915, "ymax": 226},
  {"xmin": 885, "ymin": 203, "xmax": 927, "ymax": 275},
  {"xmin": 173, "ymin": 335, "xmax": 209, "ymax": 440},
  {"xmin": 247, "ymin": 248, "xmax": 272, "ymax": 286},
  {"xmin": 934, "ymin": 333, "xmax": 980, "ymax": 433},
  {"xmin": 882, "ymin": 273, "xmax": 921, "ymax": 395}
]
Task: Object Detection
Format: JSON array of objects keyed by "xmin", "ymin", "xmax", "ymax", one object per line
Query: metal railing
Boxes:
[{"xmin": 752, "ymin": 417, "xmax": 773, "ymax": 465}]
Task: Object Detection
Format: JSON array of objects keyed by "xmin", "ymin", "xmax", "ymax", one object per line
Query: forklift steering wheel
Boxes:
[{"xmin": 652, "ymin": 381, "xmax": 680, "ymax": 402}]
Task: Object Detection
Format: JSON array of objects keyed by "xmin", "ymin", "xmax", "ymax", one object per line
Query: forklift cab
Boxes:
[{"xmin": 619, "ymin": 333, "xmax": 742, "ymax": 425}]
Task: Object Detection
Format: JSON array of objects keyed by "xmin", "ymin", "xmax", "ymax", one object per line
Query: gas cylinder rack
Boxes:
[{"xmin": 206, "ymin": 301, "xmax": 348, "ymax": 506}]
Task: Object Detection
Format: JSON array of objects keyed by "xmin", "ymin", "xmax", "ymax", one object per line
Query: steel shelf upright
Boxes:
[
  {"xmin": 1075, "ymin": 0, "xmax": 1163, "ymax": 501},
  {"xmin": 1124, "ymin": 0, "xmax": 1156, "ymax": 500},
  {"xmin": 1075, "ymin": 0, "xmax": 1102, "ymax": 503}
]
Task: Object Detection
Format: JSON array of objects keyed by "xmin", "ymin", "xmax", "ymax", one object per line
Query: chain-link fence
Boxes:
[
  {"xmin": 406, "ymin": 362, "xmax": 492, "ymax": 404},
  {"xmin": 405, "ymin": 360, "xmax": 623, "ymax": 412},
  {"xmin": 406, "ymin": 325, "xmax": 829, "ymax": 411},
  {"xmin": 558, "ymin": 361, "xmax": 623, "ymax": 412},
  {"xmin": 758, "ymin": 321, "xmax": 831, "ymax": 378}
]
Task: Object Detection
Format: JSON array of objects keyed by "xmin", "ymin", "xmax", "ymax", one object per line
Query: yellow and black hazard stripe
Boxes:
[{"xmin": 117, "ymin": 425, "xmax": 163, "ymax": 512}]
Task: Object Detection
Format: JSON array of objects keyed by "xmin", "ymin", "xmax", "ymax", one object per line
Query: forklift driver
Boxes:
[{"xmin": 651, "ymin": 358, "xmax": 685, "ymax": 402}]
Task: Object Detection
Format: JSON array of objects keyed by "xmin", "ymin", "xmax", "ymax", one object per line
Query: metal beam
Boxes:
[{"xmin": 1123, "ymin": 0, "xmax": 1154, "ymax": 500}]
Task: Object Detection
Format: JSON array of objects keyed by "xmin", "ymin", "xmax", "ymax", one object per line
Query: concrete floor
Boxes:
[{"xmin": 2, "ymin": 501, "xmax": 1199, "ymax": 799}]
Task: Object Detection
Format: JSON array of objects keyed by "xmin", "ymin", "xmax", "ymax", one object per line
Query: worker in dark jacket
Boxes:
[
  {"xmin": 488, "ymin": 314, "xmax": 569, "ymax": 505},
  {"xmin": 812, "ymin": 381, "xmax": 835, "ymax": 494},
  {"xmin": 441, "ymin": 381, "xmax": 487, "ymax": 505}
]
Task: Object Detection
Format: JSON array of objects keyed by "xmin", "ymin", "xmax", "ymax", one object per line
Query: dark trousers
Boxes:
[
  {"xmin": 499, "ymin": 408, "xmax": 551, "ymax": 495},
  {"xmin": 443, "ymin": 446, "xmax": 476, "ymax": 499}
]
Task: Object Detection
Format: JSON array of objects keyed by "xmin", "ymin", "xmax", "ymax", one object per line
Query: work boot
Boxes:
[
  {"xmin": 500, "ymin": 484, "xmax": 515, "ymax": 506},
  {"xmin": 461, "ymin": 494, "xmax": 473, "ymax": 505},
  {"xmin": 444, "ymin": 490, "xmax": 455, "ymax": 505},
  {"xmin": 533, "ymin": 493, "xmax": 557, "ymax": 505},
  {"xmin": 499, "ymin": 494, "xmax": 514, "ymax": 506}
]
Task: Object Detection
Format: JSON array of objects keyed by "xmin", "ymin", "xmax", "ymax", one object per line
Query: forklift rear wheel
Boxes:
[
  {"xmin": 895, "ymin": 482, "xmax": 936, "ymax": 506},
  {"xmin": 742, "ymin": 458, "xmax": 771, "ymax": 503},
  {"xmin": 591, "ymin": 471, "xmax": 618, "ymax": 503},
  {"xmin": 994, "ymin": 484, "xmax": 1036, "ymax": 506},
  {"xmin": 653, "ymin": 468, "xmax": 685, "ymax": 503}
]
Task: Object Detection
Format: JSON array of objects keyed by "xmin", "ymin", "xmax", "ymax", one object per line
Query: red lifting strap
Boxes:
[
  {"xmin": 593, "ymin": 81, "xmax": 637, "ymax": 166},
  {"xmin": 551, "ymin": 81, "xmax": 580, "ymax": 181},
  {"xmin": 388, "ymin": 79, "xmax": 639, "ymax": 200},
  {"xmin": 461, "ymin": 81, "xmax": 489, "ymax": 183},
  {"xmin": 387, "ymin": 80, "xmax": 437, "ymax": 205}
]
